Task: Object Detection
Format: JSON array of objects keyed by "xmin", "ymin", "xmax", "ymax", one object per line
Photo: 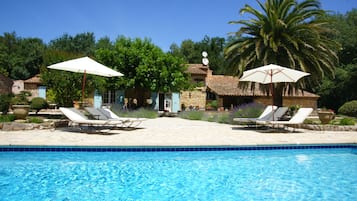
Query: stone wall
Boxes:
[
  {"xmin": 254, "ymin": 97, "xmax": 318, "ymax": 109},
  {"xmin": 0, "ymin": 120, "xmax": 68, "ymax": 131},
  {"xmin": 25, "ymin": 83, "xmax": 39, "ymax": 99},
  {"xmin": 180, "ymin": 87, "xmax": 206, "ymax": 110}
]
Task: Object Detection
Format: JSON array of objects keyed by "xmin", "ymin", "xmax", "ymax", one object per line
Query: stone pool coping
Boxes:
[{"xmin": 1, "ymin": 117, "xmax": 357, "ymax": 147}]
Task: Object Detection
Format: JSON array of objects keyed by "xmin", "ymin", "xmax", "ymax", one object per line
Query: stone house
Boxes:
[
  {"xmin": 11, "ymin": 74, "xmax": 46, "ymax": 100},
  {"xmin": 180, "ymin": 64, "xmax": 210, "ymax": 110},
  {"xmin": 180, "ymin": 64, "xmax": 319, "ymax": 111},
  {"xmin": 23, "ymin": 74, "xmax": 46, "ymax": 99}
]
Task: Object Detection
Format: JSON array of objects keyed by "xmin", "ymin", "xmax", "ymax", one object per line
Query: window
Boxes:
[{"xmin": 103, "ymin": 90, "xmax": 116, "ymax": 104}]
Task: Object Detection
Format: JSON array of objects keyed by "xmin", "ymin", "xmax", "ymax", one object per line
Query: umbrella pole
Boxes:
[
  {"xmin": 82, "ymin": 71, "xmax": 86, "ymax": 104},
  {"xmin": 270, "ymin": 69, "xmax": 275, "ymax": 121}
]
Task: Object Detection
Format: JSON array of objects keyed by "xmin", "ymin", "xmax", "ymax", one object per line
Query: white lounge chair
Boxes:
[
  {"xmin": 234, "ymin": 106, "xmax": 288, "ymax": 125},
  {"xmin": 85, "ymin": 107, "xmax": 145, "ymax": 128},
  {"xmin": 59, "ymin": 107, "xmax": 126, "ymax": 132},
  {"xmin": 84, "ymin": 107, "xmax": 109, "ymax": 120},
  {"xmin": 233, "ymin": 105, "xmax": 277, "ymax": 124},
  {"xmin": 270, "ymin": 107, "xmax": 289, "ymax": 121},
  {"xmin": 256, "ymin": 107, "xmax": 313, "ymax": 131}
]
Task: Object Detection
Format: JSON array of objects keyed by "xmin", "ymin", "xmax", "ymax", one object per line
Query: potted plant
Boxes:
[
  {"xmin": 206, "ymin": 100, "xmax": 218, "ymax": 111},
  {"xmin": 317, "ymin": 108, "xmax": 335, "ymax": 124},
  {"xmin": 11, "ymin": 91, "xmax": 31, "ymax": 120}
]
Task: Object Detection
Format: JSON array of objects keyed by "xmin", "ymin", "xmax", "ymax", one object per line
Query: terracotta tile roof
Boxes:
[
  {"xmin": 24, "ymin": 74, "xmax": 42, "ymax": 84},
  {"xmin": 186, "ymin": 64, "xmax": 208, "ymax": 75},
  {"xmin": 206, "ymin": 75, "xmax": 319, "ymax": 98},
  {"xmin": 206, "ymin": 75, "xmax": 242, "ymax": 96}
]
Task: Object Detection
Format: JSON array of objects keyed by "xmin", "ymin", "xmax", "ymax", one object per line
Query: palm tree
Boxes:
[{"xmin": 225, "ymin": 0, "xmax": 340, "ymax": 106}]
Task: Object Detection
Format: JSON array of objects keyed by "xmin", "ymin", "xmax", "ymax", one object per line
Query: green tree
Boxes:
[
  {"xmin": 225, "ymin": 0, "xmax": 339, "ymax": 106},
  {"xmin": 40, "ymin": 50, "xmax": 83, "ymax": 106},
  {"xmin": 179, "ymin": 39, "xmax": 200, "ymax": 63},
  {"xmin": 317, "ymin": 64, "xmax": 357, "ymax": 111},
  {"xmin": 196, "ymin": 36, "xmax": 227, "ymax": 74},
  {"xmin": 96, "ymin": 36, "xmax": 114, "ymax": 50},
  {"xmin": 315, "ymin": 9, "xmax": 357, "ymax": 110},
  {"xmin": 0, "ymin": 32, "xmax": 45, "ymax": 80},
  {"xmin": 95, "ymin": 36, "xmax": 190, "ymax": 92},
  {"xmin": 40, "ymin": 50, "xmax": 106, "ymax": 106},
  {"xmin": 48, "ymin": 32, "xmax": 95, "ymax": 55},
  {"xmin": 331, "ymin": 9, "xmax": 357, "ymax": 65},
  {"xmin": 169, "ymin": 36, "xmax": 228, "ymax": 74}
]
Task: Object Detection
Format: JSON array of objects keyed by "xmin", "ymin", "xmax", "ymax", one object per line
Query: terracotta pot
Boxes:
[
  {"xmin": 318, "ymin": 111, "xmax": 335, "ymax": 124},
  {"xmin": 73, "ymin": 101, "xmax": 85, "ymax": 109},
  {"xmin": 12, "ymin": 105, "xmax": 30, "ymax": 120}
]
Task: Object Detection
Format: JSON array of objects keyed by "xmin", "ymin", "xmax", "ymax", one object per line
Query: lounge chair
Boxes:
[
  {"xmin": 59, "ymin": 107, "xmax": 126, "ymax": 132},
  {"xmin": 256, "ymin": 107, "xmax": 313, "ymax": 131},
  {"xmin": 84, "ymin": 107, "xmax": 110, "ymax": 120},
  {"xmin": 234, "ymin": 106, "xmax": 288, "ymax": 124},
  {"xmin": 233, "ymin": 105, "xmax": 277, "ymax": 124},
  {"xmin": 84, "ymin": 107, "xmax": 145, "ymax": 128},
  {"xmin": 270, "ymin": 107, "xmax": 289, "ymax": 121}
]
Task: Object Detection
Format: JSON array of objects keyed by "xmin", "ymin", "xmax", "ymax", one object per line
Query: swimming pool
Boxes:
[{"xmin": 0, "ymin": 145, "xmax": 356, "ymax": 201}]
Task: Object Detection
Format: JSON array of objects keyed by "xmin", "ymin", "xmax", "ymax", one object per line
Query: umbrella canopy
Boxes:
[
  {"xmin": 47, "ymin": 56, "xmax": 123, "ymax": 77},
  {"xmin": 239, "ymin": 64, "xmax": 310, "ymax": 84},
  {"xmin": 47, "ymin": 56, "xmax": 123, "ymax": 102},
  {"xmin": 239, "ymin": 64, "xmax": 310, "ymax": 120}
]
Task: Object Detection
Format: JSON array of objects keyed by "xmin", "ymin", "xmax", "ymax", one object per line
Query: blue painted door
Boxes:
[
  {"xmin": 172, "ymin": 92, "xmax": 180, "ymax": 113},
  {"xmin": 93, "ymin": 90, "xmax": 102, "ymax": 108},
  {"xmin": 38, "ymin": 86, "xmax": 46, "ymax": 99}
]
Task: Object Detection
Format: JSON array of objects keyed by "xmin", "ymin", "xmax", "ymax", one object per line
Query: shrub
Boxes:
[
  {"xmin": 11, "ymin": 91, "xmax": 31, "ymax": 105},
  {"xmin": 339, "ymin": 118, "xmax": 356, "ymax": 125},
  {"xmin": 28, "ymin": 117, "xmax": 44, "ymax": 123},
  {"xmin": 206, "ymin": 100, "xmax": 218, "ymax": 110},
  {"xmin": 0, "ymin": 114, "xmax": 16, "ymax": 122},
  {"xmin": 206, "ymin": 114, "xmax": 219, "ymax": 122},
  {"xmin": 303, "ymin": 118, "xmax": 317, "ymax": 124},
  {"xmin": 230, "ymin": 103, "xmax": 265, "ymax": 119},
  {"xmin": 30, "ymin": 97, "xmax": 48, "ymax": 114},
  {"xmin": 114, "ymin": 107, "xmax": 158, "ymax": 119},
  {"xmin": 338, "ymin": 100, "xmax": 357, "ymax": 117},
  {"xmin": 217, "ymin": 113, "xmax": 231, "ymax": 124},
  {"xmin": 179, "ymin": 111, "xmax": 204, "ymax": 120},
  {"xmin": 0, "ymin": 94, "xmax": 12, "ymax": 114}
]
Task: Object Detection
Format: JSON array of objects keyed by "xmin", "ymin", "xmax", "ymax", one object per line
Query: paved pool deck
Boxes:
[{"xmin": 1, "ymin": 117, "xmax": 357, "ymax": 147}]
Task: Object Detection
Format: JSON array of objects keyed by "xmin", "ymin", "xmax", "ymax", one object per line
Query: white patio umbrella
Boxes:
[
  {"xmin": 47, "ymin": 56, "xmax": 123, "ymax": 101},
  {"xmin": 239, "ymin": 64, "xmax": 310, "ymax": 120}
]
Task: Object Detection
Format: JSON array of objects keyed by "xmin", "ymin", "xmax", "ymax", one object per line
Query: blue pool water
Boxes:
[{"xmin": 0, "ymin": 146, "xmax": 356, "ymax": 201}]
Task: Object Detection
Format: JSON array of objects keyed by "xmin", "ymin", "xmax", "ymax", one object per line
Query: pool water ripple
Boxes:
[{"xmin": 0, "ymin": 148, "xmax": 356, "ymax": 200}]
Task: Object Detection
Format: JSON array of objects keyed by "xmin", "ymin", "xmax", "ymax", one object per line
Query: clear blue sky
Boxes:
[{"xmin": 1, "ymin": 0, "xmax": 355, "ymax": 51}]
